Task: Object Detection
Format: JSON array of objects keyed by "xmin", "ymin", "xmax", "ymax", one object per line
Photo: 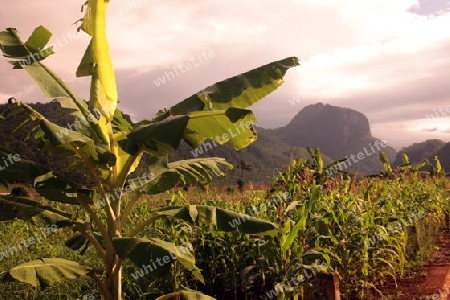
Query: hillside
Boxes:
[
  {"xmin": 437, "ymin": 143, "xmax": 450, "ymax": 172},
  {"xmin": 168, "ymin": 127, "xmax": 321, "ymax": 185},
  {"xmin": 393, "ymin": 139, "xmax": 450, "ymax": 172}
]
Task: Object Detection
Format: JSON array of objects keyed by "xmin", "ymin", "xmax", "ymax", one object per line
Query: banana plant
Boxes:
[{"xmin": 0, "ymin": 1, "xmax": 299, "ymax": 299}]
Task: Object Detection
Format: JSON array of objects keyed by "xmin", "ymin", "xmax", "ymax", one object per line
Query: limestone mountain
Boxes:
[{"xmin": 270, "ymin": 103, "xmax": 397, "ymax": 175}]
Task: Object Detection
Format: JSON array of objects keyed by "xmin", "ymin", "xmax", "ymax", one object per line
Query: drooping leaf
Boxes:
[
  {"xmin": 135, "ymin": 170, "xmax": 180, "ymax": 196},
  {"xmin": 113, "ymin": 237, "xmax": 204, "ymax": 283},
  {"xmin": 0, "ymin": 27, "xmax": 109, "ymax": 144},
  {"xmin": 0, "ymin": 194, "xmax": 72, "ymax": 218},
  {"xmin": 3, "ymin": 258, "xmax": 92, "ymax": 289},
  {"xmin": 156, "ymin": 290, "xmax": 216, "ymax": 300},
  {"xmin": 167, "ymin": 157, "xmax": 231, "ymax": 183},
  {"xmin": 0, "ymin": 196, "xmax": 77, "ymax": 228},
  {"xmin": 33, "ymin": 171, "xmax": 94, "ymax": 205},
  {"xmin": 136, "ymin": 157, "xmax": 231, "ymax": 195},
  {"xmin": 153, "ymin": 205, "xmax": 277, "ymax": 236},
  {"xmin": 111, "ymin": 108, "xmax": 132, "ymax": 132},
  {"xmin": 113, "ymin": 115, "xmax": 191, "ymax": 186},
  {"xmin": 38, "ymin": 119, "xmax": 97, "ymax": 159},
  {"xmin": 65, "ymin": 234, "xmax": 88, "ymax": 251}
]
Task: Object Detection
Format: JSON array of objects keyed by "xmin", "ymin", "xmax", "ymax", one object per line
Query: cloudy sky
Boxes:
[{"xmin": 1, "ymin": 0, "xmax": 449, "ymax": 150}]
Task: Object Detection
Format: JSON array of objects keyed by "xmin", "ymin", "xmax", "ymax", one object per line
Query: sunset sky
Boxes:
[{"xmin": 0, "ymin": 0, "xmax": 449, "ymax": 149}]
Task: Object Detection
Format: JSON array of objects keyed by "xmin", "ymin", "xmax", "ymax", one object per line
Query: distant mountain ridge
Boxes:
[
  {"xmin": 3, "ymin": 101, "xmax": 444, "ymax": 186},
  {"xmin": 392, "ymin": 139, "xmax": 450, "ymax": 172}
]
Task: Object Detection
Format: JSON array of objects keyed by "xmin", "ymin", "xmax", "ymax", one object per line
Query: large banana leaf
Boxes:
[
  {"xmin": 0, "ymin": 26, "xmax": 109, "ymax": 144},
  {"xmin": 153, "ymin": 205, "xmax": 277, "ymax": 236},
  {"xmin": 113, "ymin": 237, "xmax": 204, "ymax": 283},
  {"xmin": 0, "ymin": 196, "xmax": 77, "ymax": 228},
  {"xmin": 153, "ymin": 57, "xmax": 299, "ymax": 121},
  {"xmin": 124, "ymin": 57, "xmax": 299, "ymax": 157},
  {"xmin": 135, "ymin": 157, "xmax": 231, "ymax": 195},
  {"xmin": 0, "ymin": 145, "xmax": 94, "ymax": 204},
  {"xmin": 167, "ymin": 157, "xmax": 231, "ymax": 183},
  {"xmin": 156, "ymin": 291, "xmax": 216, "ymax": 300},
  {"xmin": 132, "ymin": 57, "xmax": 299, "ymax": 155},
  {"xmin": 3, "ymin": 258, "xmax": 92, "ymax": 289},
  {"xmin": 113, "ymin": 57, "xmax": 298, "ymax": 181}
]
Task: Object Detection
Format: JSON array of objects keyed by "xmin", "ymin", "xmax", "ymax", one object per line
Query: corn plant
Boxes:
[{"xmin": 0, "ymin": 1, "xmax": 299, "ymax": 299}]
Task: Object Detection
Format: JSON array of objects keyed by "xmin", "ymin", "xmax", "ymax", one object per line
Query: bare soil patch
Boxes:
[{"xmin": 374, "ymin": 229, "xmax": 450, "ymax": 299}]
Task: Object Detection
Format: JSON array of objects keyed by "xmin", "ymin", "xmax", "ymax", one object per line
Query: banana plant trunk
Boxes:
[
  {"xmin": 102, "ymin": 199, "xmax": 124, "ymax": 300},
  {"xmin": 107, "ymin": 265, "xmax": 122, "ymax": 300},
  {"xmin": 101, "ymin": 247, "xmax": 123, "ymax": 299}
]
